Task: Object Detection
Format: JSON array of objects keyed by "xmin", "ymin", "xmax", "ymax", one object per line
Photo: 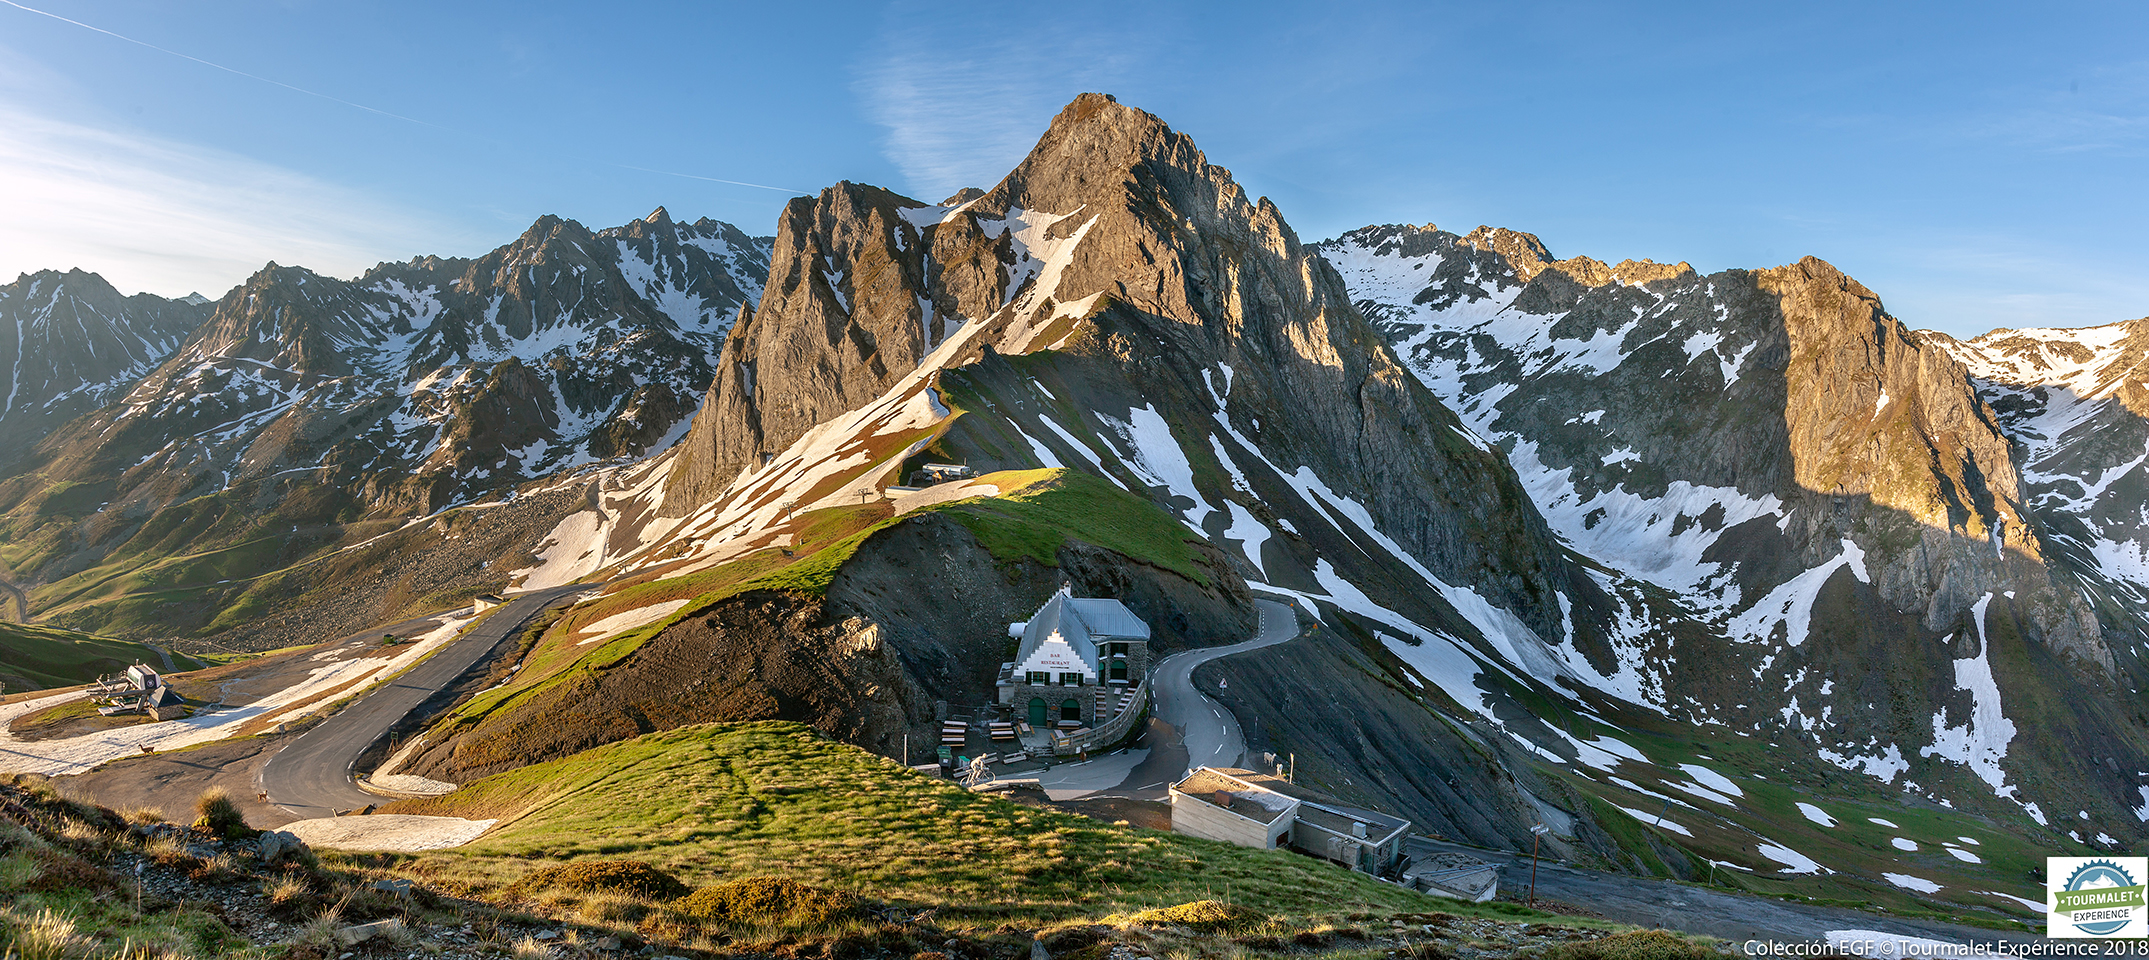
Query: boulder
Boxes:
[{"xmin": 255, "ymin": 830, "xmax": 309, "ymax": 866}]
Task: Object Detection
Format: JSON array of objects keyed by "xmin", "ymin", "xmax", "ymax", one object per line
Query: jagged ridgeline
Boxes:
[
  {"xmin": 456, "ymin": 94, "xmax": 1616, "ymax": 854},
  {"xmin": 0, "ymin": 269, "xmax": 211, "ymax": 464},
  {"xmin": 1323, "ymin": 224, "xmax": 2149, "ymax": 843},
  {"xmin": 0, "ymin": 210, "xmax": 770, "ymax": 645},
  {"xmin": 477, "ymin": 94, "xmax": 2148, "ymax": 907}
]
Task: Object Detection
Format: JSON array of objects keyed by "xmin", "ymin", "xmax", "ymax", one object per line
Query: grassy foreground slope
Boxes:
[
  {"xmin": 0, "ymin": 621, "xmax": 202, "ymax": 693},
  {"xmin": 388, "ymin": 721, "xmax": 1510, "ymax": 923}
]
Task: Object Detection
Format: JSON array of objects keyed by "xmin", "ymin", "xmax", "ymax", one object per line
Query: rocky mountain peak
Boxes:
[
  {"xmin": 180, "ymin": 263, "xmax": 357, "ymax": 377},
  {"xmin": 0, "ymin": 267, "xmax": 209, "ymax": 462},
  {"xmin": 660, "ymin": 93, "xmax": 1585, "ymax": 658}
]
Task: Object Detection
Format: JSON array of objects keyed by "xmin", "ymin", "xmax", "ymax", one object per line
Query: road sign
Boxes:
[{"xmin": 1531, "ymin": 823, "xmax": 1549, "ymax": 835}]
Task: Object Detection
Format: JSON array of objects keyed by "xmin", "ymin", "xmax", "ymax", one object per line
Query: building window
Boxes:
[
  {"xmin": 1061, "ymin": 699, "xmax": 1081, "ymax": 722},
  {"xmin": 1059, "ymin": 672, "xmax": 1084, "ymax": 686},
  {"xmin": 1027, "ymin": 671, "xmax": 1050, "ymax": 685},
  {"xmin": 1110, "ymin": 659, "xmax": 1127, "ymax": 681},
  {"xmin": 1109, "ymin": 642, "xmax": 1127, "ymax": 657}
]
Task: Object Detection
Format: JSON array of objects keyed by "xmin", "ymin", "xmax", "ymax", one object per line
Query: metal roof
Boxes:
[
  {"xmin": 1013, "ymin": 590, "xmax": 1149, "ymax": 671},
  {"xmin": 1015, "ymin": 591, "xmax": 1097, "ymax": 669},
  {"xmin": 1066, "ymin": 598, "xmax": 1150, "ymax": 640},
  {"xmin": 1294, "ymin": 801, "xmax": 1412, "ymax": 844}
]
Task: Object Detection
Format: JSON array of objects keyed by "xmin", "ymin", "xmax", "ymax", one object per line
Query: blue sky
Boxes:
[{"xmin": 0, "ymin": 1, "xmax": 2143, "ymax": 336}]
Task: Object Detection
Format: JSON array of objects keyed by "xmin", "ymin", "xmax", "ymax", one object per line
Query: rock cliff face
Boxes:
[
  {"xmin": 1322, "ymin": 223, "xmax": 2144, "ymax": 834},
  {"xmin": 1934, "ymin": 319, "xmax": 2149, "ymax": 665},
  {"xmin": 573, "ymin": 95, "xmax": 1611, "ymax": 852},
  {"xmin": 661, "ymin": 95, "xmax": 1589, "ymax": 653},
  {"xmin": 0, "ymin": 270, "xmax": 208, "ymax": 466}
]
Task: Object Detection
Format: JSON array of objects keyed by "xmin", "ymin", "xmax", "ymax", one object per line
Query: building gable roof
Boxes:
[
  {"xmin": 1015, "ymin": 589, "xmax": 1152, "ymax": 674},
  {"xmin": 1015, "ymin": 591, "xmax": 1098, "ymax": 671},
  {"xmin": 1066, "ymin": 598, "xmax": 1150, "ymax": 640}
]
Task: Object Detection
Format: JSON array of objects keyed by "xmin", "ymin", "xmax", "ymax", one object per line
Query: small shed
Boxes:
[
  {"xmin": 1404, "ymin": 852, "xmax": 1499, "ymax": 902},
  {"xmin": 1169, "ymin": 766, "xmax": 1415, "ymax": 877},
  {"xmin": 146, "ymin": 685, "xmax": 186, "ymax": 721},
  {"xmin": 472, "ymin": 594, "xmax": 507, "ymax": 612}
]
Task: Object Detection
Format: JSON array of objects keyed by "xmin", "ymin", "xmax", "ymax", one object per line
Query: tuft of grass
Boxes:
[
  {"xmin": 1523, "ymin": 929, "xmax": 1725, "ymax": 960},
  {"xmin": 190, "ymin": 787, "xmax": 252, "ymax": 840},
  {"xmin": 509, "ymin": 859, "xmax": 689, "ymax": 901},
  {"xmin": 674, "ymin": 876, "xmax": 859, "ymax": 926},
  {"xmin": 1120, "ymin": 900, "xmax": 1259, "ymax": 929},
  {"xmin": 1, "ymin": 906, "xmax": 92, "ymax": 960}
]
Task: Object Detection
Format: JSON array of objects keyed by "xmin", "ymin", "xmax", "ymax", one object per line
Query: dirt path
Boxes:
[{"xmin": 0, "ymin": 575, "xmax": 27, "ymax": 622}]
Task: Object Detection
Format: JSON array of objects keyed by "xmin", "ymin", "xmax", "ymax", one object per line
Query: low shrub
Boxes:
[
  {"xmin": 674, "ymin": 876, "xmax": 860, "ymax": 927},
  {"xmin": 510, "ymin": 859, "xmax": 690, "ymax": 901},
  {"xmin": 25, "ymin": 845, "xmax": 116, "ymax": 893},
  {"xmin": 1525, "ymin": 930, "xmax": 1724, "ymax": 960}
]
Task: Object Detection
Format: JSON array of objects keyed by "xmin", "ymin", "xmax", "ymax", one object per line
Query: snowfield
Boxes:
[{"xmin": 0, "ymin": 612, "xmax": 474, "ymax": 777}]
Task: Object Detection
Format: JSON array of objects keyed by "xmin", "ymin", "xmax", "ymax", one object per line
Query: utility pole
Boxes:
[
  {"xmin": 1288, "ymin": 753, "xmax": 1295, "ymax": 783},
  {"xmin": 903, "ymin": 733, "xmax": 909, "ymax": 767},
  {"xmin": 1528, "ymin": 823, "xmax": 1547, "ymax": 908}
]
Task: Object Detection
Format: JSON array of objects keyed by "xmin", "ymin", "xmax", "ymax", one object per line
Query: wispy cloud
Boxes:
[
  {"xmin": 854, "ymin": 11, "xmax": 1155, "ymax": 201},
  {"xmin": 0, "ymin": 98, "xmax": 460, "ymax": 298},
  {"xmin": 1867, "ymin": 232, "xmax": 2149, "ymax": 337}
]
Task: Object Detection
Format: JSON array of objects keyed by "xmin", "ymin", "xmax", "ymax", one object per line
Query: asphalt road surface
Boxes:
[
  {"xmin": 260, "ymin": 585, "xmax": 590, "ymax": 818},
  {"xmin": 1147, "ymin": 598, "xmax": 1299, "ymax": 778},
  {"xmin": 1403, "ymin": 835, "xmax": 2039, "ymax": 948}
]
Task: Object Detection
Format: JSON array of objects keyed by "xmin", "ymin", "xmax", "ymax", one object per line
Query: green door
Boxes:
[{"xmin": 1028, "ymin": 698, "xmax": 1047, "ymax": 727}]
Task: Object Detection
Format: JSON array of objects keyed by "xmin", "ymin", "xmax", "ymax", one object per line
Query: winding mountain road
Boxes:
[
  {"xmin": 1148, "ymin": 598, "xmax": 1299, "ymax": 776},
  {"xmin": 260, "ymin": 585, "xmax": 588, "ymax": 818}
]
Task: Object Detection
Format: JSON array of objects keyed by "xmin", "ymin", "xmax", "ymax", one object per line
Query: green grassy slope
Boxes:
[
  {"xmin": 0, "ymin": 621, "xmax": 201, "ymax": 693},
  {"xmin": 389, "ymin": 721, "xmax": 1545, "ymax": 924},
  {"xmin": 422, "ymin": 468, "xmax": 1208, "ymax": 746}
]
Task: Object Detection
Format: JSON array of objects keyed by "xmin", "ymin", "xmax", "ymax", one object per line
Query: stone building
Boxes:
[{"xmin": 997, "ymin": 587, "xmax": 1150, "ymax": 729}]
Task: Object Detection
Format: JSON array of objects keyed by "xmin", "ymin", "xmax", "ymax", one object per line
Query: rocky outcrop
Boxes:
[
  {"xmin": 403, "ymin": 590, "xmax": 931, "ymax": 781},
  {"xmin": 404, "ymin": 504, "xmax": 1257, "ymax": 783},
  {"xmin": 664, "ymin": 183, "xmax": 958, "ymax": 508}
]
